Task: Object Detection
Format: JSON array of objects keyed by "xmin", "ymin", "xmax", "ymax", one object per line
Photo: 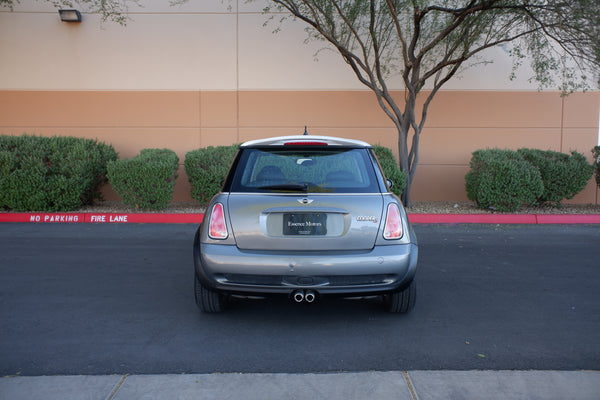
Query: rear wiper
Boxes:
[{"xmin": 258, "ymin": 183, "xmax": 309, "ymax": 192}]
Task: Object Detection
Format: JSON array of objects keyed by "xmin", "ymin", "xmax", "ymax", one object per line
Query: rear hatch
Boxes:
[
  {"xmin": 227, "ymin": 193, "xmax": 383, "ymax": 251},
  {"xmin": 224, "ymin": 140, "xmax": 386, "ymax": 251}
]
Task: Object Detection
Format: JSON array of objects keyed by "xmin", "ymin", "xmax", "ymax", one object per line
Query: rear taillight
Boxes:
[
  {"xmin": 208, "ymin": 203, "xmax": 228, "ymax": 239},
  {"xmin": 383, "ymin": 203, "xmax": 403, "ymax": 240}
]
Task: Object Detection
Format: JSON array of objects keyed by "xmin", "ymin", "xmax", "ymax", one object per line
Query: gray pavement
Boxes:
[
  {"xmin": 1, "ymin": 370, "xmax": 599, "ymax": 400},
  {"xmin": 2, "ymin": 224, "xmax": 599, "ymax": 399}
]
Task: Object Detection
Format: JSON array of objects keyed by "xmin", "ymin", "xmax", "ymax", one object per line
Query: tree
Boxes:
[
  {"xmin": 255, "ymin": 0, "xmax": 599, "ymax": 206},
  {"xmin": 3, "ymin": 0, "xmax": 599, "ymax": 205}
]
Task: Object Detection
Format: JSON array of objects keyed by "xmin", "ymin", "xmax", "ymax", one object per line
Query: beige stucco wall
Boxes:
[
  {"xmin": 1, "ymin": 0, "xmax": 598, "ymax": 204},
  {"xmin": 1, "ymin": 0, "xmax": 545, "ymax": 91}
]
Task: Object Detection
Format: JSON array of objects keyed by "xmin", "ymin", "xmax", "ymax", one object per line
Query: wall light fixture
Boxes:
[{"xmin": 59, "ymin": 9, "xmax": 82, "ymax": 22}]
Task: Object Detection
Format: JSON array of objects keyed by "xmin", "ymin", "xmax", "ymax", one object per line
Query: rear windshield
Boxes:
[{"xmin": 229, "ymin": 147, "xmax": 381, "ymax": 193}]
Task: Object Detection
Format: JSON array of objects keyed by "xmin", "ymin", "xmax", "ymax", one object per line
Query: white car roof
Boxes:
[{"xmin": 240, "ymin": 135, "xmax": 372, "ymax": 148}]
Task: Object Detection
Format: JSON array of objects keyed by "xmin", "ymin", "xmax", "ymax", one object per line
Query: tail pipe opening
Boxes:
[
  {"xmin": 292, "ymin": 290, "xmax": 304, "ymax": 303},
  {"xmin": 291, "ymin": 289, "xmax": 318, "ymax": 303}
]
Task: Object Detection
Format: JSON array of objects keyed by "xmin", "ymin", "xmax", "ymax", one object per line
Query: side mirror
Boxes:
[{"xmin": 386, "ymin": 179, "xmax": 394, "ymax": 188}]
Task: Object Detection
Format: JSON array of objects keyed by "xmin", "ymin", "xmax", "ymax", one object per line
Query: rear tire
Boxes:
[
  {"xmin": 194, "ymin": 275, "xmax": 228, "ymax": 313},
  {"xmin": 383, "ymin": 279, "xmax": 416, "ymax": 313}
]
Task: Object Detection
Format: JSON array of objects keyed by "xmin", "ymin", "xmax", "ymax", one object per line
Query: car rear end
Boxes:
[{"xmin": 193, "ymin": 135, "xmax": 418, "ymax": 312}]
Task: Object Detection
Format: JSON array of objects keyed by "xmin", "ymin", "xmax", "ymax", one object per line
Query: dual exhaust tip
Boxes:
[{"xmin": 292, "ymin": 289, "xmax": 317, "ymax": 303}]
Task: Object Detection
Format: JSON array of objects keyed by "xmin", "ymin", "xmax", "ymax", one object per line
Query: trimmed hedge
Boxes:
[
  {"xmin": 465, "ymin": 149, "xmax": 544, "ymax": 212},
  {"xmin": 593, "ymin": 146, "xmax": 600, "ymax": 187},
  {"xmin": 107, "ymin": 149, "xmax": 179, "ymax": 211},
  {"xmin": 0, "ymin": 134, "xmax": 117, "ymax": 211},
  {"xmin": 185, "ymin": 144, "xmax": 239, "ymax": 205},
  {"xmin": 517, "ymin": 148, "xmax": 593, "ymax": 206},
  {"xmin": 466, "ymin": 148, "xmax": 594, "ymax": 211},
  {"xmin": 372, "ymin": 145, "xmax": 407, "ymax": 198}
]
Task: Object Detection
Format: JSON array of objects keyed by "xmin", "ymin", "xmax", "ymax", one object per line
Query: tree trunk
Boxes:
[
  {"xmin": 394, "ymin": 91, "xmax": 424, "ymax": 208},
  {"xmin": 397, "ymin": 117, "xmax": 412, "ymax": 207}
]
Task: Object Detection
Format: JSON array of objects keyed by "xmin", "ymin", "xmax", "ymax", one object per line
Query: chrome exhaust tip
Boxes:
[
  {"xmin": 304, "ymin": 290, "xmax": 316, "ymax": 303},
  {"xmin": 292, "ymin": 290, "xmax": 305, "ymax": 303}
]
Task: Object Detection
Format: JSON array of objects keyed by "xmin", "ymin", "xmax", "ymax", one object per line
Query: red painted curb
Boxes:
[
  {"xmin": 1, "ymin": 212, "xmax": 598, "ymax": 224},
  {"xmin": 0, "ymin": 213, "xmax": 86, "ymax": 223},
  {"xmin": 85, "ymin": 213, "xmax": 204, "ymax": 224},
  {"xmin": 407, "ymin": 214, "xmax": 538, "ymax": 224},
  {"xmin": 0, "ymin": 213, "xmax": 203, "ymax": 224},
  {"xmin": 535, "ymin": 214, "xmax": 600, "ymax": 224},
  {"xmin": 408, "ymin": 213, "xmax": 600, "ymax": 224}
]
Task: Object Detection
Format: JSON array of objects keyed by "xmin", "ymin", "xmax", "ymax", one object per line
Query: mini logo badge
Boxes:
[{"xmin": 298, "ymin": 198, "xmax": 313, "ymax": 205}]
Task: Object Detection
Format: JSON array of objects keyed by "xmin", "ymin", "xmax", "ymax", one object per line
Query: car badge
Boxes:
[
  {"xmin": 357, "ymin": 216, "xmax": 379, "ymax": 223},
  {"xmin": 298, "ymin": 198, "xmax": 313, "ymax": 205}
]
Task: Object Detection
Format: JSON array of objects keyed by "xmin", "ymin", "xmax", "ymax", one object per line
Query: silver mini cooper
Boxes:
[{"xmin": 193, "ymin": 135, "xmax": 418, "ymax": 312}]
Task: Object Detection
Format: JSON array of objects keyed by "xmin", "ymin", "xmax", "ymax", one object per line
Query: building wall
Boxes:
[{"xmin": 1, "ymin": 0, "xmax": 598, "ymax": 204}]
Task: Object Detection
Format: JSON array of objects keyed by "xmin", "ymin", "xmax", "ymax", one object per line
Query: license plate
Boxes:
[{"xmin": 283, "ymin": 213, "xmax": 327, "ymax": 236}]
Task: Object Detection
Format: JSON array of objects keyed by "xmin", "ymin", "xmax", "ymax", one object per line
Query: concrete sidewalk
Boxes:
[{"xmin": 1, "ymin": 370, "xmax": 599, "ymax": 400}]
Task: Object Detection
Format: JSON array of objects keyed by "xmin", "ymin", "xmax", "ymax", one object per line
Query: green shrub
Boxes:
[
  {"xmin": 0, "ymin": 155, "xmax": 48, "ymax": 211},
  {"xmin": 517, "ymin": 148, "xmax": 593, "ymax": 206},
  {"xmin": 465, "ymin": 149, "xmax": 544, "ymax": 212},
  {"xmin": 185, "ymin": 144, "xmax": 239, "ymax": 205},
  {"xmin": 0, "ymin": 151, "xmax": 16, "ymax": 178},
  {"xmin": 593, "ymin": 146, "xmax": 600, "ymax": 187},
  {"xmin": 107, "ymin": 149, "xmax": 179, "ymax": 211},
  {"xmin": 372, "ymin": 145, "xmax": 407, "ymax": 198},
  {"xmin": 0, "ymin": 134, "xmax": 117, "ymax": 211}
]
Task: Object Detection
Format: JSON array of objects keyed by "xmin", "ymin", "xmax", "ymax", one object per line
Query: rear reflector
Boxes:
[
  {"xmin": 208, "ymin": 203, "xmax": 228, "ymax": 239},
  {"xmin": 284, "ymin": 141, "xmax": 328, "ymax": 146}
]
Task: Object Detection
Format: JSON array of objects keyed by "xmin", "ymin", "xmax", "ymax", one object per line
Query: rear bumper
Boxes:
[{"xmin": 194, "ymin": 239, "xmax": 418, "ymax": 296}]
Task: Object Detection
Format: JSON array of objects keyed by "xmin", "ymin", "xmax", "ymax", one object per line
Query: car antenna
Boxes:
[{"xmin": 303, "ymin": 126, "xmax": 308, "ymax": 135}]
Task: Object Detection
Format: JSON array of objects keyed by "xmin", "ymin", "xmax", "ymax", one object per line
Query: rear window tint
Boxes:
[{"xmin": 230, "ymin": 148, "xmax": 380, "ymax": 193}]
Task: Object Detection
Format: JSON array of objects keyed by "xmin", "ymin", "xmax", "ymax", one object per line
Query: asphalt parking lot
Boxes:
[{"xmin": 0, "ymin": 223, "xmax": 598, "ymax": 376}]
